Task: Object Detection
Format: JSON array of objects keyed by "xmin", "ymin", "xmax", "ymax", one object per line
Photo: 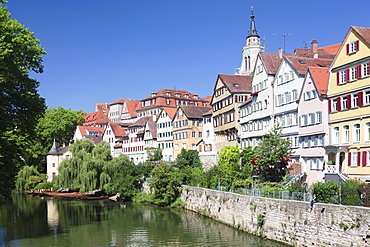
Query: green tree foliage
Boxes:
[
  {"xmin": 218, "ymin": 145, "xmax": 240, "ymax": 187},
  {"xmin": 341, "ymin": 179, "xmax": 362, "ymax": 206},
  {"xmin": 24, "ymin": 107, "xmax": 85, "ymax": 172},
  {"xmin": 146, "ymin": 148, "xmax": 163, "ymax": 161},
  {"xmin": 150, "ymin": 163, "xmax": 182, "ymax": 206},
  {"xmin": 55, "ymin": 139, "xmax": 112, "ymax": 192},
  {"xmin": 253, "ymin": 125, "xmax": 293, "ymax": 182},
  {"xmin": 100, "ymin": 154, "xmax": 140, "ymax": 198},
  {"xmin": 15, "ymin": 165, "xmax": 43, "ymax": 191},
  {"xmin": 311, "ymin": 181, "xmax": 339, "ymax": 204},
  {"xmin": 175, "ymin": 149, "xmax": 203, "ymax": 185},
  {"xmin": 0, "ymin": 2, "xmax": 46, "ymax": 197},
  {"xmin": 175, "ymin": 149, "xmax": 202, "ymax": 169}
]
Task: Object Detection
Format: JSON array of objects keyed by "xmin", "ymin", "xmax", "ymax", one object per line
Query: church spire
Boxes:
[{"xmin": 247, "ymin": 6, "xmax": 259, "ymax": 38}]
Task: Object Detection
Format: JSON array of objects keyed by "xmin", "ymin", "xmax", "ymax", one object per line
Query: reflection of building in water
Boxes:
[{"xmin": 47, "ymin": 199, "xmax": 59, "ymax": 234}]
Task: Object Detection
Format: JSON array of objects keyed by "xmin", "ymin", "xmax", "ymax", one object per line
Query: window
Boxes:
[
  {"xmin": 347, "ymin": 40, "xmax": 359, "ymax": 54},
  {"xmin": 339, "ymin": 70, "xmax": 347, "ymax": 84},
  {"xmin": 199, "ymin": 132, "xmax": 202, "ymax": 138},
  {"xmin": 365, "ymin": 91, "xmax": 370, "ymax": 105},
  {"xmin": 315, "ymin": 111, "xmax": 322, "ymax": 124},
  {"xmin": 308, "ymin": 113, "xmax": 315, "ymax": 125},
  {"xmin": 342, "ymin": 96, "xmax": 347, "ymax": 109},
  {"xmin": 350, "ymin": 66, "xmax": 357, "ymax": 81},
  {"xmin": 366, "ymin": 123, "xmax": 370, "ymax": 141},
  {"xmin": 292, "ymin": 90, "xmax": 297, "ymax": 101},
  {"xmin": 354, "ymin": 124, "xmax": 361, "ymax": 142},
  {"xmin": 52, "ymin": 163, "xmax": 55, "ymax": 168},
  {"xmin": 363, "ymin": 62, "xmax": 369, "ymax": 77},
  {"xmin": 343, "ymin": 125, "xmax": 350, "ymax": 143},
  {"xmin": 333, "ymin": 127, "xmax": 340, "ymax": 144},
  {"xmin": 353, "ymin": 93, "xmax": 359, "ymax": 108},
  {"xmin": 351, "ymin": 151, "xmax": 359, "ymax": 167},
  {"xmin": 332, "ymin": 99, "xmax": 337, "ymax": 111}
]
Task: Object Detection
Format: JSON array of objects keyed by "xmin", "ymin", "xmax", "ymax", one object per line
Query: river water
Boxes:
[{"xmin": 0, "ymin": 193, "xmax": 287, "ymax": 246}]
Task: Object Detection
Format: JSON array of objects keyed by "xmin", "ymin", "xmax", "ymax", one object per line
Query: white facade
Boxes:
[
  {"xmin": 198, "ymin": 113, "xmax": 217, "ymax": 170},
  {"xmin": 298, "ymin": 69, "xmax": 330, "ymax": 185},
  {"xmin": 273, "ymin": 58, "xmax": 302, "ymax": 161},
  {"xmin": 156, "ymin": 109, "xmax": 174, "ymax": 162},
  {"xmin": 46, "ymin": 148, "xmax": 71, "ymax": 182},
  {"xmin": 239, "ymin": 53, "xmax": 279, "ymax": 149}
]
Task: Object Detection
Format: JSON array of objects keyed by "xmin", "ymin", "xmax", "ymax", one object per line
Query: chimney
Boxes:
[
  {"xmin": 278, "ymin": 48, "xmax": 283, "ymax": 60},
  {"xmin": 312, "ymin": 40, "xmax": 318, "ymax": 58}
]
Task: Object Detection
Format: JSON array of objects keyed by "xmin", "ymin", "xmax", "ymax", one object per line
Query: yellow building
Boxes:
[
  {"xmin": 172, "ymin": 105, "xmax": 211, "ymax": 159},
  {"xmin": 327, "ymin": 26, "xmax": 370, "ymax": 181},
  {"xmin": 211, "ymin": 74, "xmax": 252, "ymax": 152}
]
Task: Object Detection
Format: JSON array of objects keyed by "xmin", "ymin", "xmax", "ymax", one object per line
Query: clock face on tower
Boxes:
[{"xmin": 243, "ymin": 49, "xmax": 250, "ymax": 57}]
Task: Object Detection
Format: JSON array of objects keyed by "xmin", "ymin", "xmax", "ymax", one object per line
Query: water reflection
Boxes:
[{"xmin": 0, "ymin": 193, "xmax": 288, "ymax": 246}]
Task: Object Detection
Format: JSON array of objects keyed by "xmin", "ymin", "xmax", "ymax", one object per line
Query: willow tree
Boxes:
[
  {"xmin": 55, "ymin": 139, "xmax": 112, "ymax": 192},
  {"xmin": 0, "ymin": 1, "xmax": 46, "ymax": 197},
  {"xmin": 15, "ymin": 166, "xmax": 41, "ymax": 191}
]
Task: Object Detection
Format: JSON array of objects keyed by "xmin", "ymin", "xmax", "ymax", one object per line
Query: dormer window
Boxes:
[
  {"xmin": 347, "ymin": 40, "xmax": 359, "ymax": 54},
  {"xmin": 233, "ymin": 83, "xmax": 240, "ymax": 87},
  {"xmin": 184, "ymin": 94, "xmax": 189, "ymax": 98},
  {"xmin": 193, "ymin": 95, "xmax": 198, "ymax": 99},
  {"xmin": 175, "ymin": 93, "xmax": 180, "ymax": 97},
  {"xmin": 166, "ymin": 92, "xmax": 171, "ymax": 96},
  {"xmin": 151, "ymin": 93, "xmax": 157, "ymax": 97}
]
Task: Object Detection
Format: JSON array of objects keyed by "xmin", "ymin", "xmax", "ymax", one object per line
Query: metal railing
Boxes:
[{"xmin": 218, "ymin": 186, "xmax": 313, "ymax": 202}]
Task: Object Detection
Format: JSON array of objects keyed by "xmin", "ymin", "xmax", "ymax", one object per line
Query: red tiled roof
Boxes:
[
  {"xmin": 283, "ymin": 55, "xmax": 333, "ymax": 75},
  {"xmin": 308, "ymin": 67, "xmax": 330, "ymax": 95},
  {"xmin": 78, "ymin": 126, "xmax": 104, "ymax": 136},
  {"xmin": 180, "ymin": 106, "xmax": 212, "ymax": 119},
  {"xmin": 126, "ymin": 100, "xmax": 139, "ymax": 118},
  {"xmin": 352, "ymin": 26, "xmax": 370, "ymax": 45},
  {"xmin": 110, "ymin": 99, "xmax": 127, "ymax": 105},
  {"xmin": 203, "ymin": 109, "xmax": 213, "ymax": 116},
  {"xmin": 83, "ymin": 110, "xmax": 110, "ymax": 126},
  {"xmin": 162, "ymin": 107, "xmax": 177, "ymax": 119},
  {"xmin": 259, "ymin": 52, "xmax": 282, "ymax": 75},
  {"xmin": 217, "ymin": 74, "xmax": 252, "ymax": 92},
  {"xmin": 136, "ymin": 88, "xmax": 208, "ymax": 111},
  {"xmin": 95, "ymin": 103, "xmax": 110, "ymax": 116},
  {"xmin": 294, "ymin": 42, "xmax": 340, "ymax": 59},
  {"xmin": 109, "ymin": 122, "xmax": 127, "ymax": 137}
]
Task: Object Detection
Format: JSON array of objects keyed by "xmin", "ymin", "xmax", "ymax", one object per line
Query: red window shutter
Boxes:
[
  {"xmin": 358, "ymin": 152, "xmax": 361, "ymax": 166},
  {"xmin": 347, "ymin": 94, "xmax": 352, "ymax": 109},
  {"xmin": 357, "ymin": 64, "xmax": 362, "ymax": 79},
  {"xmin": 362, "ymin": 151, "xmax": 367, "ymax": 166},
  {"xmin": 328, "ymin": 99, "xmax": 332, "ymax": 113},
  {"xmin": 336, "ymin": 71, "xmax": 340, "ymax": 85},
  {"xmin": 337, "ymin": 97, "xmax": 341, "ymax": 111},
  {"xmin": 346, "ymin": 68, "xmax": 350, "ymax": 82},
  {"xmin": 358, "ymin": 91, "xmax": 364, "ymax": 107},
  {"xmin": 348, "ymin": 152, "xmax": 352, "ymax": 166},
  {"xmin": 346, "ymin": 44, "xmax": 350, "ymax": 54},
  {"xmin": 356, "ymin": 40, "xmax": 360, "ymax": 51}
]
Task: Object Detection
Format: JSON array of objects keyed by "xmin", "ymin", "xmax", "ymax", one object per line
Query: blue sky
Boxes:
[{"xmin": 6, "ymin": 0, "xmax": 370, "ymax": 113}]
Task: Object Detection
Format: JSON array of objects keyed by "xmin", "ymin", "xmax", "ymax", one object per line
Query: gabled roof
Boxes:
[
  {"xmin": 202, "ymin": 108, "xmax": 213, "ymax": 116},
  {"xmin": 352, "ymin": 26, "xmax": 370, "ymax": 45},
  {"xmin": 308, "ymin": 67, "xmax": 330, "ymax": 95},
  {"xmin": 141, "ymin": 88, "xmax": 203, "ymax": 101},
  {"xmin": 110, "ymin": 99, "xmax": 127, "ymax": 105},
  {"xmin": 95, "ymin": 103, "xmax": 110, "ymax": 116},
  {"xmin": 83, "ymin": 135, "xmax": 103, "ymax": 144},
  {"xmin": 83, "ymin": 110, "xmax": 110, "ymax": 126},
  {"xmin": 283, "ymin": 55, "xmax": 333, "ymax": 75},
  {"xmin": 145, "ymin": 121, "xmax": 157, "ymax": 139},
  {"xmin": 179, "ymin": 106, "xmax": 212, "ymax": 119},
  {"xmin": 294, "ymin": 44, "xmax": 340, "ymax": 58},
  {"xmin": 77, "ymin": 126, "xmax": 104, "ymax": 136},
  {"xmin": 109, "ymin": 122, "xmax": 127, "ymax": 137},
  {"xmin": 259, "ymin": 52, "xmax": 281, "ymax": 75},
  {"xmin": 130, "ymin": 116, "xmax": 153, "ymax": 127},
  {"xmin": 217, "ymin": 74, "xmax": 252, "ymax": 93},
  {"xmin": 125, "ymin": 100, "xmax": 139, "ymax": 118},
  {"xmin": 162, "ymin": 107, "xmax": 177, "ymax": 119}
]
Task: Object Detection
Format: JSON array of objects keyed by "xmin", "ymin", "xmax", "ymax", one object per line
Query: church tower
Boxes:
[{"xmin": 236, "ymin": 7, "xmax": 264, "ymax": 75}]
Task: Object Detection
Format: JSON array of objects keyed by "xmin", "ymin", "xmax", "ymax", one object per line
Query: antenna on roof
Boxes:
[
  {"xmin": 272, "ymin": 33, "xmax": 295, "ymax": 53},
  {"xmin": 261, "ymin": 36, "xmax": 267, "ymax": 51}
]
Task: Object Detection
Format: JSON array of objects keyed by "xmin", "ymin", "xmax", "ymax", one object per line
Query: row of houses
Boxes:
[{"xmin": 47, "ymin": 9, "xmax": 370, "ymax": 186}]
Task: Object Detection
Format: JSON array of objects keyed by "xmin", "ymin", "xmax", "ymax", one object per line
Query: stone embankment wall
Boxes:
[{"xmin": 180, "ymin": 185, "xmax": 370, "ymax": 247}]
